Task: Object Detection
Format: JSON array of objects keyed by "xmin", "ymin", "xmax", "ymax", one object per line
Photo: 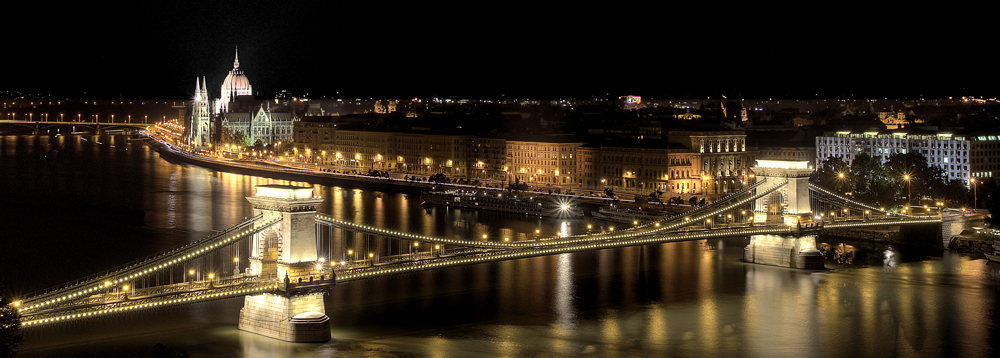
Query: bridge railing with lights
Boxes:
[
  {"xmin": 21, "ymin": 277, "xmax": 277, "ymax": 326},
  {"xmin": 653, "ymin": 179, "xmax": 769, "ymax": 227},
  {"xmin": 20, "ymin": 215, "xmax": 279, "ymax": 314},
  {"xmin": 316, "ymin": 214, "xmax": 529, "ymax": 248},
  {"xmin": 334, "ymin": 223, "xmax": 799, "ymax": 283},
  {"xmin": 530, "ymin": 180, "xmax": 789, "ymax": 248},
  {"xmin": 808, "ymin": 183, "xmax": 922, "ymax": 218},
  {"xmin": 640, "ymin": 180, "xmax": 785, "ymax": 230},
  {"xmin": 318, "ymin": 179, "xmax": 779, "ymax": 253}
]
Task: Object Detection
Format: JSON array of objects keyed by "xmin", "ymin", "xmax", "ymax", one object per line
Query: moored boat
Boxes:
[
  {"xmin": 987, "ymin": 239, "xmax": 1000, "ymax": 262},
  {"xmin": 422, "ymin": 189, "xmax": 582, "ymax": 217},
  {"xmin": 591, "ymin": 203, "xmax": 687, "ymax": 224}
]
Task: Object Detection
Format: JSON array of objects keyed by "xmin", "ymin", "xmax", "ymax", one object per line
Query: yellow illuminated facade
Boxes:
[
  {"xmin": 290, "ymin": 127, "xmax": 755, "ymax": 195},
  {"xmin": 506, "ymin": 140, "xmax": 584, "ymax": 187}
]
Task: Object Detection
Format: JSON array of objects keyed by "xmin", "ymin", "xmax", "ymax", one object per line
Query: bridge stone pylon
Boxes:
[
  {"xmin": 751, "ymin": 160, "xmax": 814, "ymax": 226},
  {"xmin": 239, "ymin": 185, "xmax": 331, "ymax": 342},
  {"xmin": 745, "ymin": 160, "xmax": 824, "ymax": 270}
]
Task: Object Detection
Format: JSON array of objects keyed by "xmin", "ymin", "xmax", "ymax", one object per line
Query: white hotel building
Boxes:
[{"xmin": 815, "ymin": 130, "xmax": 974, "ymax": 186}]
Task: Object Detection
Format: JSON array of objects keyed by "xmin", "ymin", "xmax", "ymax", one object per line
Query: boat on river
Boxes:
[
  {"xmin": 987, "ymin": 239, "xmax": 1000, "ymax": 262},
  {"xmin": 591, "ymin": 203, "xmax": 688, "ymax": 224},
  {"xmin": 422, "ymin": 189, "xmax": 582, "ymax": 217}
]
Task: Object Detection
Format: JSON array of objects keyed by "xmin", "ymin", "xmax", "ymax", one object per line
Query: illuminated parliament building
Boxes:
[{"xmin": 188, "ymin": 48, "xmax": 297, "ymax": 148}]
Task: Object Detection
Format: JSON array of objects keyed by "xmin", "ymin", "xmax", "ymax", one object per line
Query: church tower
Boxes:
[{"xmin": 189, "ymin": 77, "xmax": 212, "ymax": 148}]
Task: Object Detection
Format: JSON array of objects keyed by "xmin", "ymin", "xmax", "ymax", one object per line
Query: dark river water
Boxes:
[{"xmin": 1, "ymin": 135, "xmax": 998, "ymax": 358}]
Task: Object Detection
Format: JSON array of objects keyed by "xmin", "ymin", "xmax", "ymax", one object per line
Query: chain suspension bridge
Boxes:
[{"xmin": 13, "ymin": 160, "xmax": 942, "ymax": 342}]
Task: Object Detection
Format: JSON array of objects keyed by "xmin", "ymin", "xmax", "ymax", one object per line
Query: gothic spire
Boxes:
[{"xmin": 234, "ymin": 47, "xmax": 240, "ymax": 69}]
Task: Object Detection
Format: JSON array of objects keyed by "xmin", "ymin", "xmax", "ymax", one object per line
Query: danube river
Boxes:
[{"xmin": 2, "ymin": 135, "xmax": 998, "ymax": 357}]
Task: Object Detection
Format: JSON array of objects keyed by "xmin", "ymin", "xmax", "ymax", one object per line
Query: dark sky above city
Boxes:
[{"xmin": 7, "ymin": 2, "xmax": 995, "ymax": 100}]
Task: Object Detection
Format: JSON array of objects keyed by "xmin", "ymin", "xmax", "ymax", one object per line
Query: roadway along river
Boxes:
[{"xmin": 2, "ymin": 134, "xmax": 998, "ymax": 357}]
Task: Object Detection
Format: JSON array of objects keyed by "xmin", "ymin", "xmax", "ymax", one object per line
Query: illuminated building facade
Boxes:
[
  {"xmin": 506, "ymin": 139, "xmax": 585, "ymax": 187},
  {"xmin": 293, "ymin": 120, "xmax": 337, "ymax": 164},
  {"xmin": 591, "ymin": 142, "xmax": 709, "ymax": 195},
  {"xmin": 289, "ymin": 126, "xmax": 755, "ymax": 195},
  {"xmin": 188, "ymin": 77, "xmax": 212, "ymax": 147},
  {"xmin": 469, "ymin": 137, "xmax": 507, "ymax": 181},
  {"xmin": 670, "ymin": 131, "xmax": 752, "ymax": 195},
  {"xmin": 221, "ymin": 105, "xmax": 296, "ymax": 147},
  {"xmin": 969, "ymin": 132, "xmax": 1000, "ymax": 181},
  {"xmin": 188, "ymin": 48, "xmax": 298, "ymax": 148},
  {"xmin": 815, "ymin": 131, "xmax": 971, "ymax": 185}
]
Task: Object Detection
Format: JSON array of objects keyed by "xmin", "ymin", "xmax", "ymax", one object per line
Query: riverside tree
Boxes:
[
  {"xmin": 814, "ymin": 152, "xmax": 969, "ymax": 207},
  {"xmin": 0, "ymin": 284, "xmax": 23, "ymax": 357}
]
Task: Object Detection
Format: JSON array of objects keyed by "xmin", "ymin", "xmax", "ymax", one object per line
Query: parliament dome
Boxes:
[
  {"xmin": 222, "ymin": 69, "xmax": 251, "ymax": 94},
  {"xmin": 222, "ymin": 48, "xmax": 252, "ymax": 95},
  {"xmin": 219, "ymin": 48, "xmax": 252, "ymax": 113}
]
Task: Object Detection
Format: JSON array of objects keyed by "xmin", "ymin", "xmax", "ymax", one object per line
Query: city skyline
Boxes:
[
  {"xmin": 4, "ymin": 3, "xmax": 1000, "ymax": 353},
  {"xmin": 6, "ymin": 3, "xmax": 997, "ymax": 100}
]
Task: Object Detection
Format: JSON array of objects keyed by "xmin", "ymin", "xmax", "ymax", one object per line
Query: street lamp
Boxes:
[
  {"xmin": 971, "ymin": 178, "xmax": 977, "ymax": 209},
  {"xmin": 903, "ymin": 174, "xmax": 911, "ymax": 207}
]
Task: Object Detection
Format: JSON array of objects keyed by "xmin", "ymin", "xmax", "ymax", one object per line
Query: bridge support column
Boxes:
[
  {"xmin": 238, "ymin": 292, "xmax": 330, "ymax": 342},
  {"xmin": 239, "ymin": 185, "xmax": 332, "ymax": 342},
  {"xmin": 745, "ymin": 160, "xmax": 823, "ymax": 269},
  {"xmin": 744, "ymin": 234, "xmax": 824, "ymax": 269}
]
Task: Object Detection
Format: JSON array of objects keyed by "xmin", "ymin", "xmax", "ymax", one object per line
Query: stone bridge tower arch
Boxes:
[
  {"xmin": 240, "ymin": 185, "xmax": 331, "ymax": 343},
  {"xmin": 752, "ymin": 160, "xmax": 814, "ymax": 226}
]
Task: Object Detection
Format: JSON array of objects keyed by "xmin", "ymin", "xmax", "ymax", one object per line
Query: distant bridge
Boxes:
[{"xmin": 0, "ymin": 120, "xmax": 150, "ymax": 134}]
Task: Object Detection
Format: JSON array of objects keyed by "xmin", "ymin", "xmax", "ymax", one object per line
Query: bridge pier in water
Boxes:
[
  {"xmin": 239, "ymin": 185, "xmax": 332, "ymax": 342},
  {"xmin": 744, "ymin": 234, "xmax": 824, "ymax": 269}
]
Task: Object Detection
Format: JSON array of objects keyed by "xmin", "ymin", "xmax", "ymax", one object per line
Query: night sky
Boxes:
[{"xmin": 6, "ymin": 2, "xmax": 995, "ymax": 100}]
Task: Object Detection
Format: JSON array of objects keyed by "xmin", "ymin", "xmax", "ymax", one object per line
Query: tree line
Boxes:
[{"xmin": 813, "ymin": 152, "xmax": 969, "ymax": 208}]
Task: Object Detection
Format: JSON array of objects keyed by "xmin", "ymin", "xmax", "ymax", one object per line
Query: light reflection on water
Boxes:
[
  {"xmin": 18, "ymin": 240, "xmax": 1000, "ymax": 357},
  {"xmin": 1, "ymin": 135, "xmax": 997, "ymax": 357}
]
